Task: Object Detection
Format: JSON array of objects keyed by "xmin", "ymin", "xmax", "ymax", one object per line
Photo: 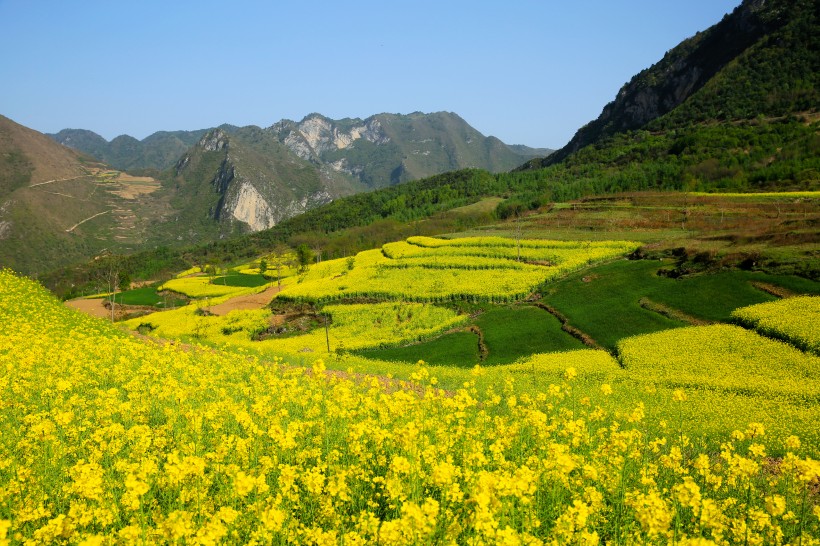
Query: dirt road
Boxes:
[{"xmin": 208, "ymin": 284, "xmax": 284, "ymax": 315}]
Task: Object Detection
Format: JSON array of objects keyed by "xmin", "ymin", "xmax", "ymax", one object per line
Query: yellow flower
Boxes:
[
  {"xmin": 765, "ymin": 495, "xmax": 786, "ymax": 517},
  {"xmin": 390, "ymin": 455, "xmax": 412, "ymax": 475},
  {"xmin": 784, "ymin": 435, "xmax": 801, "ymax": 450},
  {"xmin": 0, "ymin": 520, "xmax": 10, "ymax": 546},
  {"xmin": 673, "ymin": 476, "xmax": 702, "ymax": 510},
  {"xmin": 627, "ymin": 490, "xmax": 672, "ymax": 538}
]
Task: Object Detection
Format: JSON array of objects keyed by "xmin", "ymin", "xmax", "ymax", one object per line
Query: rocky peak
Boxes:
[
  {"xmin": 269, "ymin": 114, "xmax": 390, "ymax": 160},
  {"xmin": 198, "ymin": 129, "xmax": 229, "ymax": 152}
]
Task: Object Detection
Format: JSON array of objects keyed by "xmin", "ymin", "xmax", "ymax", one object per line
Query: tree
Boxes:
[
  {"xmin": 269, "ymin": 246, "xmax": 291, "ymax": 291},
  {"xmin": 296, "ymin": 244, "xmax": 314, "ymax": 273},
  {"xmin": 118, "ymin": 270, "xmax": 131, "ymax": 292},
  {"xmin": 94, "ymin": 252, "xmax": 120, "ymax": 322},
  {"xmin": 258, "ymin": 258, "xmax": 268, "ymax": 278}
]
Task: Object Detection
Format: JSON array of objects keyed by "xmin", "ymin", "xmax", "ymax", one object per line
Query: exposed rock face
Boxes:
[
  {"xmin": 174, "ymin": 128, "xmax": 339, "ymax": 234},
  {"xmin": 222, "ymin": 180, "xmax": 276, "ymax": 231},
  {"xmin": 199, "ymin": 129, "xmax": 229, "ymax": 152},
  {"xmin": 270, "ymin": 115, "xmax": 390, "ymax": 162}
]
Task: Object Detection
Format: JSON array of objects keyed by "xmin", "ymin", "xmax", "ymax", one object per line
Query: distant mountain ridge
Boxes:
[{"xmin": 50, "ymin": 112, "xmax": 548, "ymax": 176}]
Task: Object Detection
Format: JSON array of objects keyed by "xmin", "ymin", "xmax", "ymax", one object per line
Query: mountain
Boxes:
[
  {"xmin": 164, "ymin": 126, "xmax": 363, "ymax": 239},
  {"xmin": 511, "ymin": 0, "xmax": 818, "ymax": 200},
  {"xmin": 50, "ymin": 127, "xmax": 216, "ymax": 171},
  {"xmin": 269, "ymin": 112, "xmax": 546, "ymax": 187},
  {"xmin": 0, "ymin": 115, "xmax": 176, "ymax": 274},
  {"xmin": 47, "ymin": 112, "xmax": 548, "ymax": 236},
  {"xmin": 528, "ymin": 0, "xmax": 817, "ymax": 168},
  {"xmin": 51, "ymin": 113, "xmax": 547, "ymax": 175}
]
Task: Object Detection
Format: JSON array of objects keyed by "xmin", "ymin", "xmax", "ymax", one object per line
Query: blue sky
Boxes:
[{"xmin": 0, "ymin": 0, "xmax": 740, "ymax": 148}]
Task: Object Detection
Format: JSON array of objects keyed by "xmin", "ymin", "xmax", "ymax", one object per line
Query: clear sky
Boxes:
[{"xmin": 0, "ymin": 0, "xmax": 740, "ymax": 149}]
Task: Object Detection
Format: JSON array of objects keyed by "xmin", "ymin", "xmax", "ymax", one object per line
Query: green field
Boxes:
[
  {"xmin": 475, "ymin": 306, "xmax": 585, "ymax": 365},
  {"xmin": 356, "ymin": 330, "xmax": 480, "ymax": 367},
  {"xmin": 111, "ymin": 286, "xmax": 187, "ymax": 308},
  {"xmin": 355, "ymin": 305, "xmax": 586, "ymax": 366},
  {"xmin": 210, "ymin": 272, "xmax": 269, "ymax": 287},
  {"xmin": 541, "ymin": 259, "xmax": 820, "ymax": 350}
]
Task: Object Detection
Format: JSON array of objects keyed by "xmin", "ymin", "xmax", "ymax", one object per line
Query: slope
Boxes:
[
  {"xmin": 510, "ymin": 0, "xmax": 818, "ymax": 199},
  {"xmin": 0, "ymin": 115, "xmax": 174, "ymax": 274}
]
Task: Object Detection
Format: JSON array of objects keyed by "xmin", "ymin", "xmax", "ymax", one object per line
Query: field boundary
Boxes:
[
  {"xmin": 638, "ymin": 297, "xmax": 711, "ymax": 326},
  {"xmin": 749, "ymin": 281, "xmax": 797, "ymax": 299},
  {"xmin": 533, "ymin": 302, "xmax": 603, "ymax": 350}
]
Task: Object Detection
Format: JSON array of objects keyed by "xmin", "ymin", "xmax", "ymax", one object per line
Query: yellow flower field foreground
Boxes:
[
  {"xmin": 3, "ymin": 270, "xmax": 820, "ymax": 544},
  {"xmin": 731, "ymin": 296, "xmax": 820, "ymax": 355}
]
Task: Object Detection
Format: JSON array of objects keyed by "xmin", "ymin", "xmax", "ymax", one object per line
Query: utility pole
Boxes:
[
  {"xmin": 324, "ymin": 314, "xmax": 331, "ymax": 353},
  {"xmin": 516, "ymin": 212, "xmax": 522, "ymax": 262}
]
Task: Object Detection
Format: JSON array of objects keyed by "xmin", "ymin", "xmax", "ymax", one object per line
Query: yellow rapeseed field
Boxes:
[
  {"xmin": 732, "ymin": 296, "xmax": 820, "ymax": 355},
  {"xmin": 2, "ymin": 269, "xmax": 820, "ymax": 544}
]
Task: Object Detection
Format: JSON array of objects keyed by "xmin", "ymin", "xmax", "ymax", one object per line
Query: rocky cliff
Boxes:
[{"xmin": 170, "ymin": 128, "xmax": 354, "ymax": 235}]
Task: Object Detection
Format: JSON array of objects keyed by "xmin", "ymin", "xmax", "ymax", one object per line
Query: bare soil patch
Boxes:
[
  {"xmin": 65, "ymin": 298, "xmax": 110, "ymax": 319},
  {"xmin": 208, "ymin": 284, "xmax": 284, "ymax": 316}
]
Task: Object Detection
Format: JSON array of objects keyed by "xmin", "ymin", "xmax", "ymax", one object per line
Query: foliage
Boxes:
[{"xmin": 295, "ymin": 244, "xmax": 314, "ymax": 272}]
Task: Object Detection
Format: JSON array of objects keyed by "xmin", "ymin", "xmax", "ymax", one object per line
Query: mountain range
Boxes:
[
  {"xmin": 1, "ymin": 112, "xmax": 547, "ymax": 273},
  {"xmin": 4, "ymin": 0, "xmax": 818, "ymax": 281},
  {"xmin": 50, "ymin": 112, "xmax": 548, "ymax": 178}
]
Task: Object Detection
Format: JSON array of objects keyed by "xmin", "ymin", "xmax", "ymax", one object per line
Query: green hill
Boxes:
[{"xmin": 505, "ymin": 0, "xmax": 818, "ymax": 207}]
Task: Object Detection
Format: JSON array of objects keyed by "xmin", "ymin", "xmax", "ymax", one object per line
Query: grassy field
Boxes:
[
  {"xmin": 476, "ymin": 306, "xmax": 585, "ymax": 365},
  {"xmin": 359, "ymin": 305, "xmax": 585, "ymax": 366},
  {"xmin": 356, "ymin": 330, "xmax": 480, "ymax": 367},
  {"xmin": 541, "ymin": 258, "xmax": 820, "ymax": 350},
  {"xmin": 110, "ymin": 286, "xmax": 187, "ymax": 307}
]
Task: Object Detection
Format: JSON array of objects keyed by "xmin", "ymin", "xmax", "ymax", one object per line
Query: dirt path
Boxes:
[
  {"xmin": 65, "ymin": 297, "xmax": 110, "ymax": 319},
  {"xmin": 29, "ymin": 175, "xmax": 85, "ymax": 188},
  {"xmin": 65, "ymin": 209, "xmax": 112, "ymax": 232},
  {"xmin": 208, "ymin": 284, "xmax": 284, "ymax": 315}
]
